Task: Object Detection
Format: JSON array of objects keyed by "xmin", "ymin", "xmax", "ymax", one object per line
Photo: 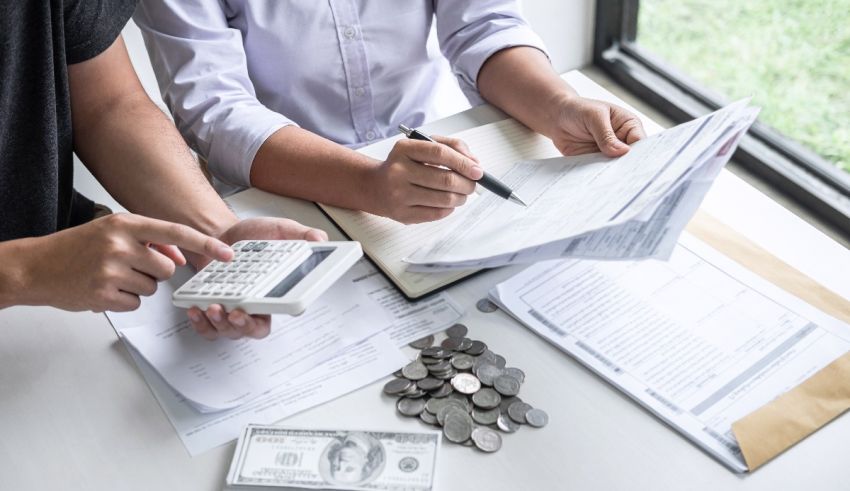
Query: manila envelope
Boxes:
[{"xmin": 688, "ymin": 212, "xmax": 850, "ymax": 471}]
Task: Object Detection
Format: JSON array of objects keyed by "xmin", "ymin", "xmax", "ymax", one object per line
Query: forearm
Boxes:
[
  {"xmin": 250, "ymin": 126, "xmax": 381, "ymax": 211},
  {"xmin": 69, "ymin": 36, "xmax": 236, "ymax": 237},
  {"xmin": 74, "ymin": 94, "xmax": 237, "ymax": 236},
  {"xmin": 477, "ymin": 46, "xmax": 577, "ymax": 138},
  {"xmin": 0, "ymin": 238, "xmax": 34, "ymax": 308}
]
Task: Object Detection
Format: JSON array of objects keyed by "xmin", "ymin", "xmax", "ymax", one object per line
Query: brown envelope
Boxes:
[{"xmin": 687, "ymin": 212, "xmax": 850, "ymax": 471}]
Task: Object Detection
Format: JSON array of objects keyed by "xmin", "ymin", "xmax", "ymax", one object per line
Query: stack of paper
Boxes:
[
  {"xmin": 107, "ymin": 259, "xmax": 464, "ymax": 453},
  {"xmin": 489, "ymin": 234, "xmax": 850, "ymax": 472},
  {"xmin": 405, "ymin": 100, "xmax": 759, "ymax": 271}
]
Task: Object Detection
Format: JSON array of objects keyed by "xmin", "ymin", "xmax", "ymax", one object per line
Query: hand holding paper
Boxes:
[{"xmin": 404, "ymin": 101, "xmax": 760, "ymax": 271}]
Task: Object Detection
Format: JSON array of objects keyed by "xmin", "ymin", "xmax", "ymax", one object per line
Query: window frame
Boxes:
[{"xmin": 593, "ymin": 0, "xmax": 850, "ymax": 237}]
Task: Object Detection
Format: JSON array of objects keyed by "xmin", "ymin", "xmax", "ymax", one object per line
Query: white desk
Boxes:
[{"xmin": 1, "ymin": 71, "xmax": 848, "ymax": 490}]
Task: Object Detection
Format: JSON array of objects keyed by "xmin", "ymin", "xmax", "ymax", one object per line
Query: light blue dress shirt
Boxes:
[{"xmin": 134, "ymin": 1, "xmax": 548, "ymax": 186}]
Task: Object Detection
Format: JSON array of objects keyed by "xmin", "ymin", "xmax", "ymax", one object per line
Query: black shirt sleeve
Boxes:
[{"xmin": 64, "ymin": 0, "xmax": 138, "ymax": 64}]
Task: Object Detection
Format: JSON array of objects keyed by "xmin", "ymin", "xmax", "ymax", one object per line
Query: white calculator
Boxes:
[{"xmin": 172, "ymin": 240, "xmax": 362, "ymax": 315}]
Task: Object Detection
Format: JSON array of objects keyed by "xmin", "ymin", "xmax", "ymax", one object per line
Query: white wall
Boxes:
[{"xmin": 522, "ymin": 0, "xmax": 595, "ymax": 73}]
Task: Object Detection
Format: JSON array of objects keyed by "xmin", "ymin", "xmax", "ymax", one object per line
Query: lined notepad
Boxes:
[{"xmin": 318, "ymin": 118, "xmax": 560, "ymax": 299}]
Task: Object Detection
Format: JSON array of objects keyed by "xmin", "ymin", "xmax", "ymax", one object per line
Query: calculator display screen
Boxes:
[{"xmin": 264, "ymin": 248, "xmax": 334, "ymax": 298}]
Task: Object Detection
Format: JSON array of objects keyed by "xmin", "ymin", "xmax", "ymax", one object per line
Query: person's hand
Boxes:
[
  {"xmin": 185, "ymin": 217, "xmax": 329, "ymax": 341},
  {"xmin": 18, "ymin": 213, "xmax": 233, "ymax": 312},
  {"xmin": 367, "ymin": 137, "xmax": 484, "ymax": 224},
  {"xmin": 547, "ymin": 96, "xmax": 647, "ymax": 157}
]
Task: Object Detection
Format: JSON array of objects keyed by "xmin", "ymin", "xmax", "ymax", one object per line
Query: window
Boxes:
[{"xmin": 594, "ymin": 0, "xmax": 850, "ymax": 236}]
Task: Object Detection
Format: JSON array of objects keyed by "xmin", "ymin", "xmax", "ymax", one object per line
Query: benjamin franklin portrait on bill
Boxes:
[{"xmin": 318, "ymin": 432, "xmax": 386, "ymax": 485}]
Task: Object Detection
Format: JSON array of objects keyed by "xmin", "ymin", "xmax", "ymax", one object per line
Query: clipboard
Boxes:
[{"xmin": 688, "ymin": 211, "xmax": 850, "ymax": 471}]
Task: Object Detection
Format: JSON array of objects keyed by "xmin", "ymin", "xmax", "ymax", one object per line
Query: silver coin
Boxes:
[
  {"xmin": 471, "ymin": 427, "xmax": 502, "ymax": 452},
  {"xmin": 420, "ymin": 347, "xmax": 446, "ymax": 358},
  {"xmin": 471, "ymin": 407, "xmax": 501, "ymax": 426},
  {"xmin": 448, "ymin": 392, "xmax": 473, "ymax": 412},
  {"xmin": 401, "ymin": 360, "xmax": 429, "ymax": 380},
  {"xmin": 450, "ymin": 373, "xmax": 481, "ymax": 395},
  {"xmin": 429, "ymin": 383, "xmax": 454, "ymax": 398},
  {"xmin": 499, "ymin": 396, "xmax": 522, "ymax": 414},
  {"xmin": 497, "ymin": 413, "xmax": 520, "ymax": 433},
  {"xmin": 472, "ymin": 351, "xmax": 496, "ymax": 372},
  {"xmin": 451, "ymin": 353, "xmax": 474, "ymax": 370},
  {"xmin": 433, "ymin": 369, "xmax": 458, "ymax": 380},
  {"xmin": 440, "ymin": 337, "xmax": 463, "ymax": 350},
  {"xmin": 471, "ymin": 387, "xmax": 502, "ymax": 409},
  {"xmin": 383, "ymin": 378, "xmax": 413, "ymax": 395},
  {"xmin": 428, "ymin": 347, "xmax": 453, "ymax": 359},
  {"xmin": 525, "ymin": 408, "xmax": 549, "ymax": 428},
  {"xmin": 393, "ymin": 369, "xmax": 404, "ymax": 378},
  {"xmin": 399, "ymin": 384, "xmax": 420, "ymax": 396},
  {"xmin": 425, "ymin": 397, "xmax": 454, "ymax": 415},
  {"xmin": 416, "ymin": 377, "xmax": 443, "ymax": 391},
  {"xmin": 479, "ymin": 350, "xmax": 498, "ymax": 363},
  {"xmin": 445, "ymin": 323, "xmax": 469, "ymax": 338},
  {"xmin": 428, "ymin": 360, "xmax": 452, "ymax": 372},
  {"xmin": 405, "ymin": 389, "xmax": 428, "ymax": 398},
  {"xmin": 507, "ymin": 401, "xmax": 534, "ymax": 424},
  {"xmin": 408, "ymin": 334, "xmax": 435, "ymax": 349},
  {"xmin": 420, "ymin": 410, "xmax": 438, "ymax": 425},
  {"xmin": 493, "ymin": 354, "xmax": 507, "ymax": 369},
  {"xmin": 420, "ymin": 356, "xmax": 441, "ymax": 365},
  {"xmin": 465, "ymin": 340, "xmax": 487, "ymax": 356},
  {"xmin": 476, "ymin": 298, "xmax": 499, "ymax": 313},
  {"xmin": 493, "ymin": 375, "xmax": 521, "ymax": 396},
  {"xmin": 475, "ymin": 363, "xmax": 504, "ymax": 386},
  {"xmin": 503, "ymin": 367, "xmax": 526, "ymax": 384},
  {"xmin": 397, "ymin": 397, "xmax": 427, "ymax": 417},
  {"xmin": 458, "ymin": 338, "xmax": 473, "ymax": 351},
  {"xmin": 436, "ymin": 404, "xmax": 467, "ymax": 426},
  {"xmin": 443, "ymin": 410, "xmax": 474, "ymax": 443}
]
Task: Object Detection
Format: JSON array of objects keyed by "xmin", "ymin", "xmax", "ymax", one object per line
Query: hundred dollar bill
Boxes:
[{"xmin": 226, "ymin": 425, "xmax": 441, "ymax": 490}]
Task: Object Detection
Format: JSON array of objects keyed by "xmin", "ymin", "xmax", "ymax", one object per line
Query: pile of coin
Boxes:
[{"xmin": 383, "ymin": 323, "xmax": 548, "ymax": 453}]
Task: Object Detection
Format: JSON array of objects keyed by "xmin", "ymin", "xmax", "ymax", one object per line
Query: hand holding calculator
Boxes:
[{"xmin": 173, "ymin": 240, "xmax": 362, "ymax": 315}]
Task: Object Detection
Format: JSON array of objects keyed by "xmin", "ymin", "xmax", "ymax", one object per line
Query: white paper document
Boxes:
[
  {"xmin": 318, "ymin": 117, "xmax": 561, "ymax": 298},
  {"xmin": 406, "ymin": 101, "xmax": 759, "ymax": 271},
  {"xmin": 114, "ymin": 264, "xmax": 384, "ymax": 412},
  {"xmin": 128, "ymin": 333, "xmax": 407, "ymax": 456},
  {"xmin": 107, "ymin": 258, "xmax": 463, "ymax": 453},
  {"xmin": 490, "ymin": 234, "xmax": 850, "ymax": 472}
]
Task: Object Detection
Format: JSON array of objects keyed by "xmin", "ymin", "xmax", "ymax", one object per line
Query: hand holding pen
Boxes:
[
  {"xmin": 364, "ymin": 125, "xmax": 526, "ymax": 225},
  {"xmin": 399, "ymin": 124, "xmax": 527, "ymax": 206},
  {"xmin": 365, "ymin": 130, "xmax": 486, "ymax": 224}
]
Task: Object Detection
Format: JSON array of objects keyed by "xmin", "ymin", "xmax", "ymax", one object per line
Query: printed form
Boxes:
[
  {"xmin": 490, "ymin": 234, "xmax": 850, "ymax": 472},
  {"xmin": 319, "ymin": 117, "xmax": 561, "ymax": 296},
  {"xmin": 107, "ymin": 259, "xmax": 463, "ymax": 453},
  {"xmin": 406, "ymin": 101, "xmax": 759, "ymax": 271},
  {"xmin": 112, "ymin": 261, "xmax": 389, "ymax": 412}
]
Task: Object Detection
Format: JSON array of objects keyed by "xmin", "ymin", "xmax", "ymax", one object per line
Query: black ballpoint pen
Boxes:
[{"xmin": 398, "ymin": 124, "xmax": 528, "ymax": 207}]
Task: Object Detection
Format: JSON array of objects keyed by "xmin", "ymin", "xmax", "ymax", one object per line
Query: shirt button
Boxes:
[
  {"xmin": 354, "ymin": 87, "xmax": 365, "ymax": 97},
  {"xmin": 365, "ymin": 130, "xmax": 377, "ymax": 141},
  {"xmin": 343, "ymin": 26, "xmax": 356, "ymax": 39}
]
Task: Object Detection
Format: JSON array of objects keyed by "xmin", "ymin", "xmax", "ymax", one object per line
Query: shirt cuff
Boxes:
[
  {"xmin": 206, "ymin": 108, "xmax": 297, "ymax": 187},
  {"xmin": 453, "ymin": 24, "xmax": 549, "ymax": 106}
]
